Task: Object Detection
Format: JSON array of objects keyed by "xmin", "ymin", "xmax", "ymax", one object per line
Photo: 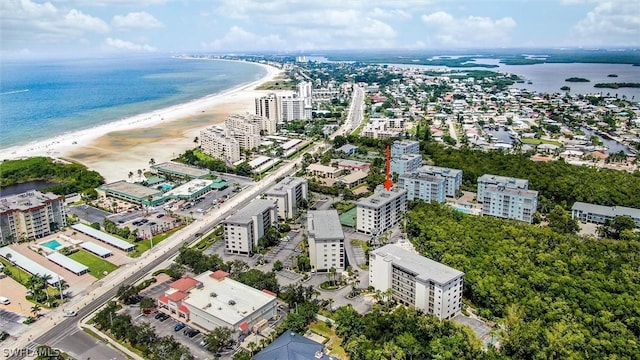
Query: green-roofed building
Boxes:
[
  {"xmin": 150, "ymin": 161, "xmax": 210, "ymax": 179},
  {"xmin": 97, "ymin": 181, "xmax": 165, "ymax": 206},
  {"xmin": 145, "ymin": 176, "xmax": 166, "ymax": 186},
  {"xmin": 211, "ymin": 178, "xmax": 228, "ymax": 190}
]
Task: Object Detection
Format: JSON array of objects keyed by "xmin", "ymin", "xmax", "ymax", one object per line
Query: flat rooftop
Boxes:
[
  {"xmin": 164, "ymin": 179, "xmax": 213, "ymax": 197},
  {"xmin": 357, "ymin": 187, "xmax": 407, "ymax": 209},
  {"xmin": 417, "ymin": 165, "xmax": 462, "ymax": 176},
  {"xmin": 183, "ymin": 270, "xmax": 276, "ymax": 326},
  {"xmin": 99, "ymin": 180, "xmax": 161, "ymax": 200},
  {"xmin": 265, "ymin": 177, "xmax": 306, "ymax": 196},
  {"xmin": 151, "ymin": 161, "xmax": 210, "ymax": 178},
  {"xmin": 372, "ymin": 244, "xmax": 464, "ymax": 285},
  {"xmin": 572, "ymin": 201, "xmax": 640, "ymax": 219},
  {"xmin": 478, "ymin": 174, "xmax": 528, "ymax": 188},
  {"xmin": 308, "ymin": 210, "xmax": 344, "ymax": 241},
  {"xmin": 0, "ymin": 190, "xmax": 63, "ymax": 213},
  {"xmin": 400, "ymin": 172, "xmax": 446, "ymax": 183},
  {"xmin": 485, "ymin": 184, "xmax": 538, "ymax": 198},
  {"xmin": 227, "ymin": 199, "xmax": 276, "ymax": 224}
]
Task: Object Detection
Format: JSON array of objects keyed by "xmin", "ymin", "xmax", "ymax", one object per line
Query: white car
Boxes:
[
  {"xmin": 0, "ymin": 297, "xmax": 10, "ymax": 305},
  {"xmin": 63, "ymin": 311, "xmax": 77, "ymax": 317}
]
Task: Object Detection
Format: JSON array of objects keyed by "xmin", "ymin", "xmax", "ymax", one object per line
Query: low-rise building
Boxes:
[
  {"xmin": 265, "ymin": 177, "xmax": 308, "ymax": 220},
  {"xmin": 334, "ymin": 159, "xmax": 370, "ymax": 172},
  {"xmin": 390, "ymin": 154, "xmax": 422, "ymax": 176},
  {"xmin": 336, "ymin": 144, "xmax": 358, "ymax": 156},
  {"xmin": 338, "ymin": 170, "xmax": 368, "ymax": 189},
  {"xmin": 481, "ymin": 185, "xmax": 538, "ymax": 223},
  {"xmin": 477, "ymin": 174, "xmax": 529, "ymax": 203},
  {"xmin": 0, "ymin": 190, "xmax": 66, "ymax": 243},
  {"xmin": 224, "ymin": 199, "xmax": 277, "ymax": 256},
  {"xmin": 369, "ymin": 244, "xmax": 464, "ymax": 320},
  {"xmin": 150, "ymin": 161, "xmax": 211, "ymax": 179},
  {"xmin": 97, "ymin": 181, "xmax": 165, "ymax": 206},
  {"xmin": 416, "ymin": 165, "xmax": 463, "ymax": 198},
  {"xmin": 307, "ymin": 163, "xmax": 343, "ymax": 179},
  {"xmin": 571, "ymin": 202, "xmax": 640, "ymax": 227},
  {"xmin": 357, "ymin": 187, "xmax": 407, "ymax": 235},
  {"xmin": 307, "ymin": 210, "xmax": 345, "ymax": 272},
  {"xmin": 157, "ymin": 271, "xmax": 277, "ymax": 335},
  {"xmin": 398, "ymin": 172, "xmax": 446, "ymax": 203}
]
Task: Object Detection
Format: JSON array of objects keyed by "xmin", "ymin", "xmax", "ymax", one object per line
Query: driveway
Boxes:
[{"xmin": 67, "ymin": 205, "xmax": 112, "ymax": 225}]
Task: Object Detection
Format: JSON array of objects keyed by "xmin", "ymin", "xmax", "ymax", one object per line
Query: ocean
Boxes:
[{"xmin": 0, "ymin": 56, "xmax": 266, "ymax": 149}]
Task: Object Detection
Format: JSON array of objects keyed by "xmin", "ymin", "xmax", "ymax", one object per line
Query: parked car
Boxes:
[
  {"xmin": 154, "ymin": 312, "xmax": 165, "ymax": 319},
  {"xmin": 187, "ymin": 329, "xmax": 200, "ymax": 338},
  {"xmin": 0, "ymin": 297, "xmax": 10, "ymax": 305},
  {"xmin": 156, "ymin": 214, "xmax": 164, "ymax": 218},
  {"xmin": 174, "ymin": 323, "xmax": 186, "ymax": 332},
  {"xmin": 158, "ymin": 314, "xmax": 170, "ymax": 321}
]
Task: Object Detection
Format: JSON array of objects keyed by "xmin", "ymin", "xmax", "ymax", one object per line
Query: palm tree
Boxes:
[
  {"xmin": 193, "ymin": 136, "xmax": 199, "ymax": 147},
  {"xmin": 149, "ymin": 158, "xmax": 156, "ymax": 166},
  {"xmin": 328, "ymin": 266, "xmax": 337, "ymax": 286},
  {"xmin": 128, "ymin": 171, "xmax": 134, "ymax": 181},
  {"xmin": 137, "ymin": 169, "xmax": 143, "ymax": 180},
  {"xmin": 31, "ymin": 304, "xmax": 41, "ymax": 318}
]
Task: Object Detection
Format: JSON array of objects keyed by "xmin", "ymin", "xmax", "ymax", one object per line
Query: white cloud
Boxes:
[
  {"xmin": 421, "ymin": 11, "xmax": 516, "ymax": 47},
  {"xmin": 105, "ymin": 37, "xmax": 156, "ymax": 51},
  {"xmin": 1, "ymin": 0, "xmax": 109, "ymax": 50},
  {"xmin": 571, "ymin": 0, "xmax": 640, "ymax": 46},
  {"xmin": 112, "ymin": 12, "xmax": 163, "ymax": 28},
  {"xmin": 54, "ymin": 0, "xmax": 168, "ymax": 6},
  {"xmin": 201, "ymin": 26, "xmax": 287, "ymax": 51},
  {"xmin": 370, "ymin": 7, "xmax": 412, "ymax": 20}
]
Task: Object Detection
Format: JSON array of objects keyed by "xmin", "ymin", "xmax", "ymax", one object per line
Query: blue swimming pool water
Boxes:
[
  {"xmin": 451, "ymin": 206, "xmax": 473, "ymax": 214},
  {"xmin": 161, "ymin": 184, "xmax": 173, "ymax": 190},
  {"xmin": 41, "ymin": 239, "xmax": 62, "ymax": 250}
]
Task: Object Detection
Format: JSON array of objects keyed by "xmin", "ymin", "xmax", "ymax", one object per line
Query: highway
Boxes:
[{"xmin": 6, "ymin": 83, "xmax": 365, "ymax": 360}]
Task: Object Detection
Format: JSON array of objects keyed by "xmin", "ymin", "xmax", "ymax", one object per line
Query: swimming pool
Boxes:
[
  {"xmin": 41, "ymin": 239, "xmax": 62, "ymax": 250},
  {"xmin": 160, "ymin": 184, "xmax": 173, "ymax": 191},
  {"xmin": 450, "ymin": 205, "xmax": 473, "ymax": 214}
]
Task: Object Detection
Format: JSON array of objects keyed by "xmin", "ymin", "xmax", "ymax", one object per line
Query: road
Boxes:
[{"xmin": 6, "ymin": 79, "xmax": 365, "ymax": 360}]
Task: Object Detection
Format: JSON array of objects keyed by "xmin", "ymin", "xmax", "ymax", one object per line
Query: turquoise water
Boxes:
[
  {"xmin": 451, "ymin": 206, "xmax": 473, "ymax": 214},
  {"xmin": 0, "ymin": 56, "xmax": 266, "ymax": 148},
  {"xmin": 161, "ymin": 184, "xmax": 173, "ymax": 190},
  {"xmin": 41, "ymin": 239, "xmax": 62, "ymax": 250}
]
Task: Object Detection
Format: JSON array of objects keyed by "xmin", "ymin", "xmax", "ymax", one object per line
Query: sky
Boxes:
[{"xmin": 1, "ymin": 0, "xmax": 639, "ymax": 58}]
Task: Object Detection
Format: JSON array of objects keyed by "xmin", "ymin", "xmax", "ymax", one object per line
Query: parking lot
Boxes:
[
  {"xmin": 131, "ymin": 310, "xmax": 212, "ymax": 360},
  {"xmin": 66, "ymin": 204, "xmax": 112, "ymax": 224}
]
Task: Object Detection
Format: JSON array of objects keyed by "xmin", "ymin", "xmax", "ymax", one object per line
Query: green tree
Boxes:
[
  {"xmin": 546, "ymin": 206, "xmax": 579, "ymax": 234},
  {"xmin": 204, "ymin": 327, "xmax": 235, "ymax": 354},
  {"xmin": 272, "ymin": 260, "xmax": 284, "ymax": 271}
]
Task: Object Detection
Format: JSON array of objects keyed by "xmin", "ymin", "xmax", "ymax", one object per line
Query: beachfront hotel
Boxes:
[
  {"xmin": 264, "ymin": 177, "xmax": 308, "ymax": 220},
  {"xmin": 255, "ymin": 93, "xmax": 281, "ymax": 124},
  {"xmin": 307, "ymin": 210, "xmax": 345, "ymax": 272},
  {"xmin": 200, "ymin": 126, "xmax": 242, "ymax": 164},
  {"xmin": 224, "ymin": 199, "xmax": 277, "ymax": 256},
  {"xmin": 357, "ymin": 187, "xmax": 407, "ymax": 235},
  {"xmin": 157, "ymin": 270, "xmax": 277, "ymax": 335},
  {"xmin": 369, "ymin": 244, "xmax": 464, "ymax": 320},
  {"xmin": 0, "ymin": 190, "xmax": 66, "ymax": 243}
]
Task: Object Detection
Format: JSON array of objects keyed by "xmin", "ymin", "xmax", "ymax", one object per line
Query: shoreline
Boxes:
[{"xmin": 0, "ymin": 60, "xmax": 285, "ymax": 183}]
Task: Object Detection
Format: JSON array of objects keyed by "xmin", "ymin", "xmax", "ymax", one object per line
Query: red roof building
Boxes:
[
  {"xmin": 210, "ymin": 270, "xmax": 230, "ymax": 280},
  {"xmin": 169, "ymin": 275, "xmax": 201, "ymax": 292}
]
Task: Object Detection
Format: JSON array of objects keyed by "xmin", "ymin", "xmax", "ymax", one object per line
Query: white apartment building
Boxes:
[
  {"xmin": 200, "ymin": 126, "xmax": 242, "ymax": 164},
  {"xmin": 225, "ymin": 115, "xmax": 261, "ymax": 150},
  {"xmin": 255, "ymin": 93, "xmax": 281, "ymax": 123},
  {"xmin": 0, "ymin": 190, "xmax": 67, "ymax": 244},
  {"xmin": 477, "ymin": 174, "xmax": 529, "ymax": 203},
  {"xmin": 281, "ymin": 94, "xmax": 311, "ymax": 122},
  {"xmin": 307, "ymin": 210, "xmax": 345, "ymax": 272},
  {"xmin": 398, "ymin": 172, "xmax": 446, "ymax": 203},
  {"xmin": 390, "ymin": 154, "xmax": 422, "ymax": 176},
  {"xmin": 224, "ymin": 199, "xmax": 277, "ymax": 256},
  {"xmin": 298, "ymin": 81, "xmax": 313, "ymax": 109},
  {"xmin": 416, "ymin": 165, "xmax": 463, "ymax": 198},
  {"xmin": 357, "ymin": 187, "xmax": 407, "ymax": 235},
  {"xmin": 369, "ymin": 244, "xmax": 464, "ymax": 320},
  {"xmin": 572, "ymin": 202, "xmax": 640, "ymax": 227},
  {"xmin": 264, "ymin": 177, "xmax": 308, "ymax": 220},
  {"xmin": 361, "ymin": 118, "xmax": 403, "ymax": 139},
  {"xmin": 228, "ymin": 113, "xmax": 276, "ymax": 136},
  {"xmin": 391, "ymin": 140, "xmax": 420, "ymax": 157},
  {"xmin": 481, "ymin": 185, "xmax": 539, "ymax": 223}
]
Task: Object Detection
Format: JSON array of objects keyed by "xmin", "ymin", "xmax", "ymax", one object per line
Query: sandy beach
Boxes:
[{"xmin": 0, "ymin": 60, "xmax": 285, "ymax": 183}]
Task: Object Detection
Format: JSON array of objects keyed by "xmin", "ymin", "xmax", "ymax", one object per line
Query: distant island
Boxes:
[
  {"xmin": 565, "ymin": 77, "xmax": 590, "ymax": 82},
  {"xmin": 607, "ymin": 74, "xmax": 619, "ymax": 77},
  {"xmin": 560, "ymin": 86, "xmax": 571, "ymax": 91},
  {"xmin": 594, "ymin": 82, "xmax": 640, "ymax": 89}
]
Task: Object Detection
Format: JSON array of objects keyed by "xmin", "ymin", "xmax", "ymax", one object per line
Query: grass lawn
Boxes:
[
  {"xmin": 334, "ymin": 201, "xmax": 356, "ymax": 214},
  {"xmin": 308, "ymin": 321, "xmax": 348, "ymax": 359},
  {"xmin": 130, "ymin": 226, "xmax": 184, "ymax": 257},
  {"xmin": 0, "ymin": 257, "xmax": 32, "ymax": 287},
  {"xmin": 255, "ymin": 78, "xmax": 295, "ymax": 91},
  {"xmin": 68, "ymin": 250, "xmax": 118, "ymax": 279},
  {"xmin": 520, "ymin": 138, "xmax": 563, "ymax": 146}
]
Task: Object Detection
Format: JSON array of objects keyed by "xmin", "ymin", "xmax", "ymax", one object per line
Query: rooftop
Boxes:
[
  {"xmin": 151, "ymin": 161, "xmax": 210, "ymax": 178},
  {"xmin": 226, "ymin": 199, "xmax": 276, "ymax": 224},
  {"xmin": 182, "ymin": 270, "xmax": 277, "ymax": 326},
  {"xmin": 357, "ymin": 187, "xmax": 407, "ymax": 209},
  {"xmin": 0, "ymin": 190, "xmax": 63, "ymax": 214},
  {"xmin": 308, "ymin": 210, "xmax": 344, "ymax": 241},
  {"xmin": 170, "ymin": 275, "xmax": 202, "ymax": 292},
  {"xmin": 400, "ymin": 172, "xmax": 447, "ymax": 183},
  {"xmin": 99, "ymin": 180, "xmax": 162, "ymax": 200},
  {"xmin": 254, "ymin": 331, "xmax": 328, "ymax": 360},
  {"xmin": 265, "ymin": 177, "xmax": 307, "ymax": 196},
  {"xmin": 416, "ymin": 165, "xmax": 462, "ymax": 176},
  {"xmin": 372, "ymin": 244, "xmax": 464, "ymax": 285},
  {"xmin": 478, "ymin": 174, "xmax": 529, "ymax": 188},
  {"xmin": 485, "ymin": 184, "xmax": 539, "ymax": 198},
  {"xmin": 572, "ymin": 201, "xmax": 640, "ymax": 219},
  {"xmin": 164, "ymin": 179, "xmax": 213, "ymax": 198}
]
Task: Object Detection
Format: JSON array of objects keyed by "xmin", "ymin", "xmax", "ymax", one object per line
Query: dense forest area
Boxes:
[
  {"xmin": 421, "ymin": 142, "xmax": 640, "ymax": 209},
  {"xmin": 0, "ymin": 157, "xmax": 104, "ymax": 195},
  {"xmin": 406, "ymin": 202, "xmax": 640, "ymax": 359}
]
